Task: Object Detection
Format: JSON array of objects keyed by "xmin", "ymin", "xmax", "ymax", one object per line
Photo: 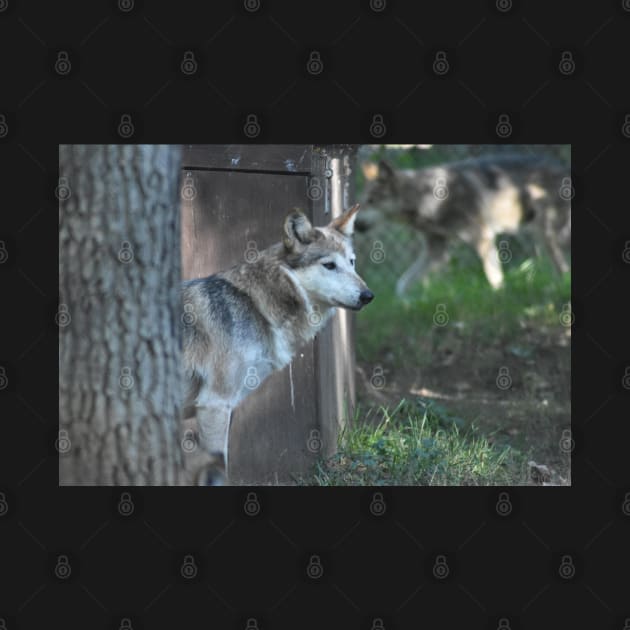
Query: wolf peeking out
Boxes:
[{"xmin": 181, "ymin": 204, "xmax": 373, "ymax": 483}]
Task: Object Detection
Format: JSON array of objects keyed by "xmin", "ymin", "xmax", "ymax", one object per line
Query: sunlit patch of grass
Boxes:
[
  {"xmin": 297, "ymin": 400, "xmax": 528, "ymax": 486},
  {"xmin": 356, "ymin": 242, "xmax": 571, "ymax": 365}
]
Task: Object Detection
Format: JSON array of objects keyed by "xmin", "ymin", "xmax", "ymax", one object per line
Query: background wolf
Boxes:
[
  {"xmin": 358, "ymin": 154, "xmax": 571, "ymax": 296},
  {"xmin": 181, "ymin": 204, "xmax": 373, "ymax": 483}
]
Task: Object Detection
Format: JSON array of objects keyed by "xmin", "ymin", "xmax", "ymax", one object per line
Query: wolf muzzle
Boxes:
[{"xmin": 360, "ymin": 289, "xmax": 375, "ymax": 305}]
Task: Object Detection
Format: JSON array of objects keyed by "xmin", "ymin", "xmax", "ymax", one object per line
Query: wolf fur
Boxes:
[
  {"xmin": 181, "ymin": 204, "xmax": 373, "ymax": 483},
  {"xmin": 358, "ymin": 154, "xmax": 571, "ymax": 296}
]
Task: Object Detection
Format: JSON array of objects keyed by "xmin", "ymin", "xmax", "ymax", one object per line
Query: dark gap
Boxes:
[{"xmin": 181, "ymin": 165, "xmax": 311, "ymax": 176}]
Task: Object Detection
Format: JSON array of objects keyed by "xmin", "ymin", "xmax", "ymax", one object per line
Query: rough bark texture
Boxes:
[{"xmin": 59, "ymin": 145, "xmax": 186, "ymax": 485}]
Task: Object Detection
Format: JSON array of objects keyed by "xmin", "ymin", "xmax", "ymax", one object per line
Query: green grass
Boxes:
[
  {"xmin": 356, "ymin": 236, "xmax": 571, "ymax": 366},
  {"xmin": 298, "ymin": 399, "xmax": 528, "ymax": 486}
]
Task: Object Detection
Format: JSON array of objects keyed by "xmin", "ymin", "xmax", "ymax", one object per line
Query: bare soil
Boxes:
[{"xmin": 356, "ymin": 320, "xmax": 571, "ymax": 485}]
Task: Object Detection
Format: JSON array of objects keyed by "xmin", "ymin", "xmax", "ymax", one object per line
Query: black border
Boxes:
[{"xmin": 1, "ymin": 1, "xmax": 628, "ymax": 627}]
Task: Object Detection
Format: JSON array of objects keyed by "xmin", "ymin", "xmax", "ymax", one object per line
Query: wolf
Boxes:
[
  {"xmin": 180, "ymin": 204, "xmax": 373, "ymax": 484},
  {"xmin": 358, "ymin": 154, "xmax": 571, "ymax": 296}
]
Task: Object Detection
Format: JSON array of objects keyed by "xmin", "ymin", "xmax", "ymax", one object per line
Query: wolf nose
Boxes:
[{"xmin": 359, "ymin": 290, "xmax": 374, "ymax": 305}]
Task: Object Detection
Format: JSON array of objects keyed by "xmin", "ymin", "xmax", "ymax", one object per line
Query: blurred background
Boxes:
[
  {"xmin": 311, "ymin": 144, "xmax": 571, "ymax": 486},
  {"xmin": 354, "ymin": 144, "xmax": 570, "ymax": 291}
]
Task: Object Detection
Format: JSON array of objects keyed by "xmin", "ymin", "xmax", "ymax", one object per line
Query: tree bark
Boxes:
[{"xmin": 59, "ymin": 145, "xmax": 187, "ymax": 485}]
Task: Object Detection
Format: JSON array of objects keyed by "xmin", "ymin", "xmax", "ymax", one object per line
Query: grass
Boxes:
[
  {"xmin": 355, "ymin": 231, "xmax": 571, "ymax": 368},
  {"xmin": 299, "ymin": 232, "xmax": 570, "ymax": 486},
  {"xmin": 298, "ymin": 398, "xmax": 528, "ymax": 486}
]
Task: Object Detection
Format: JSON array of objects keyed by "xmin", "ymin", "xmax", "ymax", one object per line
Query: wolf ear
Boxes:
[
  {"xmin": 283, "ymin": 210, "xmax": 318, "ymax": 250},
  {"xmin": 378, "ymin": 159, "xmax": 395, "ymax": 181},
  {"xmin": 329, "ymin": 203, "xmax": 360, "ymax": 237},
  {"xmin": 361, "ymin": 162, "xmax": 379, "ymax": 181}
]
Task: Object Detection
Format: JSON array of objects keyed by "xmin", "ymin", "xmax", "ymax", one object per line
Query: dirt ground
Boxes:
[{"xmin": 356, "ymin": 319, "xmax": 571, "ymax": 485}]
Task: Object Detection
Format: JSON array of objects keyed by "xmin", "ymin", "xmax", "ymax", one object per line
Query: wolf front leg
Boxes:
[
  {"xmin": 542, "ymin": 205, "xmax": 570, "ymax": 274},
  {"xmin": 475, "ymin": 230, "xmax": 504, "ymax": 289},
  {"xmin": 179, "ymin": 416, "xmax": 227, "ymax": 486},
  {"xmin": 396, "ymin": 254, "xmax": 428, "ymax": 297},
  {"xmin": 396, "ymin": 234, "xmax": 448, "ymax": 297},
  {"xmin": 195, "ymin": 403, "xmax": 233, "ymax": 481},
  {"xmin": 396, "ymin": 232, "xmax": 431, "ymax": 297}
]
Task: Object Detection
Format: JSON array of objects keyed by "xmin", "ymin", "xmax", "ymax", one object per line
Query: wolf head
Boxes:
[
  {"xmin": 356, "ymin": 160, "xmax": 402, "ymax": 231},
  {"xmin": 282, "ymin": 204, "xmax": 374, "ymax": 311}
]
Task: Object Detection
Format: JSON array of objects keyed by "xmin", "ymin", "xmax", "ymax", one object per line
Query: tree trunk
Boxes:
[{"xmin": 59, "ymin": 145, "xmax": 188, "ymax": 485}]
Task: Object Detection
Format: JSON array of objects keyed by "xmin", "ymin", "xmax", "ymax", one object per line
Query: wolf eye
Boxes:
[{"xmin": 322, "ymin": 262, "xmax": 336, "ymax": 270}]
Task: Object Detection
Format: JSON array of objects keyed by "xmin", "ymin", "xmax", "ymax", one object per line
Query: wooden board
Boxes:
[{"xmin": 182, "ymin": 144, "xmax": 312, "ymax": 174}]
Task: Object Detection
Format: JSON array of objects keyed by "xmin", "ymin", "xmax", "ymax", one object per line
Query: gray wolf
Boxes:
[
  {"xmin": 358, "ymin": 154, "xmax": 571, "ymax": 296},
  {"xmin": 181, "ymin": 204, "xmax": 373, "ymax": 484}
]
